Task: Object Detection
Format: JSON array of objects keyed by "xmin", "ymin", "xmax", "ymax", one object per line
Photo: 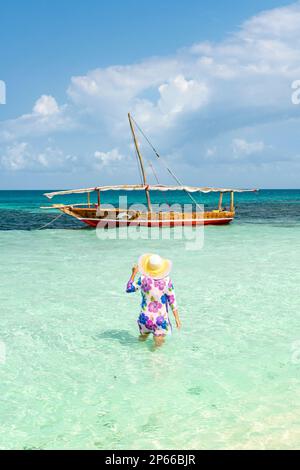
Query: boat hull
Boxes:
[
  {"xmin": 54, "ymin": 205, "xmax": 234, "ymax": 228},
  {"xmin": 80, "ymin": 217, "xmax": 233, "ymax": 227}
]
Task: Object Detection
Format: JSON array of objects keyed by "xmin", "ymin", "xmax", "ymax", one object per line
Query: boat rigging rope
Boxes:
[
  {"xmin": 148, "ymin": 160, "xmax": 160, "ymax": 185},
  {"xmin": 131, "ymin": 116, "xmax": 203, "ymax": 211},
  {"xmin": 132, "ymin": 124, "xmax": 171, "ymax": 206},
  {"xmin": 36, "ymin": 212, "xmax": 65, "ymax": 230},
  {"xmin": 147, "ymin": 159, "xmax": 172, "ymax": 207}
]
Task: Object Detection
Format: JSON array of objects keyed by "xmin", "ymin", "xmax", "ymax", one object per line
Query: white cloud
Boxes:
[
  {"xmin": 241, "ymin": 3, "xmax": 300, "ymax": 39},
  {"xmin": 94, "ymin": 148, "xmax": 124, "ymax": 167},
  {"xmin": 206, "ymin": 146, "xmax": 217, "ymax": 157},
  {"xmin": 128, "ymin": 75, "xmax": 209, "ymax": 132},
  {"xmin": 158, "ymin": 75, "xmax": 209, "ymax": 117},
  {"xmin": 0, "ymin": 141, "xmax": 77, "ymax": 171},
  {"xmin": 68, "ymin": 58, "xmax": 179, "ymax": 106},
  {"xmin": 232, "ymin": 138, "xmax": 266, "ymax": 156},
  {"xmin": 33, "ymin": 95, "xmax": 60, "ymax": 116},
  {"xmin": 1, "ymin": 142, "xmax": 30, "ymax": 170},
  {"xmin": 64, "ymin": 2, "xmax": 300, "ymax": 143},
  {"xmin": 0, "ymin": 95, "xmax": 75, "ymax": 144}
]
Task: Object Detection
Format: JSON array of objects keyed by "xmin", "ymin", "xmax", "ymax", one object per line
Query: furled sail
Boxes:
[{"xmin": 44, "ymin": 185, "xmax": 257, "ymax": 199}]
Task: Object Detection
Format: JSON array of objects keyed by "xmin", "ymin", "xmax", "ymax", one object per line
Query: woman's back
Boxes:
[{"xmin": 126, "ymin": 253, "xmax": 181, "ymax": 346}]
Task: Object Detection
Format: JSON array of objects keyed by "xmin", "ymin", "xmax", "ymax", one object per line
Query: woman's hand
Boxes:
[
  {"xmin": 173, "ymin": 309, "xmax": 181, "ymax": 330},
  {"xmin": 131, "ymin": 265, "xmax": 139, "ymax": 278}
]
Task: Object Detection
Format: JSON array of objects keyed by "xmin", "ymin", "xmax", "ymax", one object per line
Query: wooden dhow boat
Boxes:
[{"xmin": 43, "ymin": 114, "xmax": 257, "ymax": 228}]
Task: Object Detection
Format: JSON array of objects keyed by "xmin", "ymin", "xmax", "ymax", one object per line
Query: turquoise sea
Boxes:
[{"xmin": 0, "ymin": 189, "xmax": 300, "ymax": 449}]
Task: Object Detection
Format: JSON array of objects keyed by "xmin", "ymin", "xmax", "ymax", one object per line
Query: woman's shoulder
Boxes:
[{"xmin": 139, "ymin": 274, "xmax": 152, "ymax": 285}]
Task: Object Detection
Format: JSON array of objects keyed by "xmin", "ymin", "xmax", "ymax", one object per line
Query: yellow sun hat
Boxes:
[{"xmin": 138, "ymin": 253, "xmax": 172, "ymax": 279}]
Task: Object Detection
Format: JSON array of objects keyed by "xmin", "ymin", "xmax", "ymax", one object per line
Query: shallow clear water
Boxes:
[{"xmin": 0, "ymin": 191, "xmax": 300, "ymax": 449}]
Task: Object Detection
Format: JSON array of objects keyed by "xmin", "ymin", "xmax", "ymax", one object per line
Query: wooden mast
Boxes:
[
  {"xmin": 218, "ymin": 192, "xmax": 223, "ymax": 211},
  {"xmin": 128, "ymin": 113, "xmax": 152, "ymax": 212},
  {"xmin": 230, "ymin": 191, "xmax": 235, "ymax": 212}
]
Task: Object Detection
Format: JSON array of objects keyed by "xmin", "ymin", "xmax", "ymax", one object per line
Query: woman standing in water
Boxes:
[{"xmin": 126, "ymin": 253, "xmax": 181, "ymax": 347}]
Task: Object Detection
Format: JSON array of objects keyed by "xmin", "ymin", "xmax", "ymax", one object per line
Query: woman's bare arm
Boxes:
[{"xmin": 130, "ymin": 265, "xmax": 139, "ymax": 281}]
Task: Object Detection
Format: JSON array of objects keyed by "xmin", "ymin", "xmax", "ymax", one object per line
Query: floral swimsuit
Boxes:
[{"xmin": 126, "ymin": 275, "xmax": 177, "ymax": 337}]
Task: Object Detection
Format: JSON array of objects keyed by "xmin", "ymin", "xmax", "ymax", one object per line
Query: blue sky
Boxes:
[{"xmin": 0, "ymin": 0, "xmax": 300, "ymax": 189}]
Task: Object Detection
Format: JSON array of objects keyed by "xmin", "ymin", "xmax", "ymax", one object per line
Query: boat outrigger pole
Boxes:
[{"xmin": 128, "ymin": 113, "xmax": 152, "ymax": 212}]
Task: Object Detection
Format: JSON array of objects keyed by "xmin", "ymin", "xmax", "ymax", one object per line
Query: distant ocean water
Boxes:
[
  {"xmin": 1, "ymin": 189, "xmax": 300, "ymax": 449},
  {"xmin": 0, "ymin": 189, "xmax": 300, "ymax": 230}
]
